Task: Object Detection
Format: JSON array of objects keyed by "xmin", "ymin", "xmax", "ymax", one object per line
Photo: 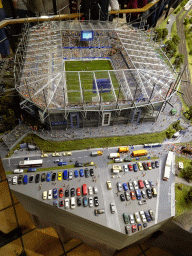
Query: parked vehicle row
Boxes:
[
  {"xmin": 52, "ymin": 196, "xmax": 99, "ymax": 208},
  {"xmin": 119, "ymin": 187, "xmax": 157, "ymax": 201},
  {"xmin": 116, "ymin": 180, "xmax": 155, "ymax": 192},
  {"xmin": 123, "ymin": 209, "xmax": 155, "ymax": 234}
]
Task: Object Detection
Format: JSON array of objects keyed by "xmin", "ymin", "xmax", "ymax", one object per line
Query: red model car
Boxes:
[
  {"xmin": 76, "ymin": 187, "xmax": 81, "ymax": 196},
  {"xmin": 130, "ymin": 191, "xmax": 136, "ymax": 200},
  {"xmin": 128, "ymin": 164, "xmax": 133, "ymax": 171},
  {"xmin": 132, "ymin": 225, "xmax": 137, "ymax": 233},
  {"xmin": 82, "ymin": 184, "xmax": 87, "ymax": 195},
  {"xmin": 59, "ymin": 188, "xmax": 64, "ymax": 198}
]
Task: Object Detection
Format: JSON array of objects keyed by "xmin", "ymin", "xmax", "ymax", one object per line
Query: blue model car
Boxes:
[
  {"xmin": 144, "ymin": 211, "xmax": 151, "ymax": 222},
  {"xmin": 79, "ymin": 169, "xmax": 84, "ymax": 177},
  {"xmin": 53, "ymin": 188, "xmax": 58, "ymax": 199},
  {"xmin": 83, "ymin": 197, "xmax": 88, "ymax": 207},
  {"xmin": 23, "ymin": 175, "xmax": 28, "ymax": 184},
  {"xmin": 58, "ymin": 161, "xmax": 67, "ymax": 166},
  {"xmin": 74, "ymin": 170, "xmax": 78, "ymax": 178},
  {"xmin": 63, "ymin": 170, "xmax": 68, "ymax": 180},
  {"xmin": 123, "ymin": 183, "xmax": 128, "ymax": 191},
  {"xmin": 53, "ymin": 201, "xmax": 58, "ymax": 207},
  {"xmin": 133, "ymin": 164, "xmax": 138, "ymax": 172},
  {"xmin": 46, "ymin": 172, "xmax": 51, "ymax": 182},
  {"xmin": 28, "ymin": 168, "xmax": 37, "ymax": 172}
]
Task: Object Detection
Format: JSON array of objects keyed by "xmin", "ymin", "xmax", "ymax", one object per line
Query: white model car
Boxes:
[
  {"xmin": 133, "ymin": 180, "xmax": 139, "ymax": 190},
  {"xmin": 123, "ymin": 165, "xmax": 128, "ymax": 172},
  {"xmin": 13, "ymin": 169, "xmax": 23, "ymax": 174},
  {"xmin": 43, "ymin": 191, "xmax": 47, "ymax": 200},
  {"xmin": 134, "ymin": 212, "xmax": 141, "ymax": 223},
  {"xmin": 139, "ymin": 211, "xmax": 147, "ymax": 223},
  {"xmin": 129, "ymin": 214, "xmax": 135, "ymax": 224},
  {"xmin": 12, "ymin": 176, "xmax": 17, "ymax": 185},
  {"xmin": 89, "ymin": 197, "xmax": 93, "ymax": 207},
  {"xmin": 48, "ymin": 190, "xmax": 52, "ymax": 199},
  {"xmin": 88, "ymin": 186, "xmax": 93, "ymax": 195},
  {"xmin": 65, "ymin": 199, "xmax": 69, "ymax": 209},
  {"xmin": 144, "ymin": 180, "xmax": 150, "ymax": 189},
  {"xmin": 93, "ymin": 186, "xmax": 98, "ymax": 194},
  {"xmin": 110, "ymin": 203, "xmax": 116, "ymax": 214}
]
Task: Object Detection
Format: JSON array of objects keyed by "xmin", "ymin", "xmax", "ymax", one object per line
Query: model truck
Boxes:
[
  {"xmin": 118, "ymin": 147, "xmax": 129, "ymax": 153},
  {"xmin": 131, "ymin": 150, "xmax": 148, "ymax": 157},
  {"xmin": 109, "ymin": 153, "xmax": 120, "ymax": 159},
  {"xmin": 91, "ymin": 151, "xmax": 103, "ymax": 156}
]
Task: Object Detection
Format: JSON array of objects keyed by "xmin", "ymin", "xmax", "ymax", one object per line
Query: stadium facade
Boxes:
[{"xmin": 14, "ymin": 19, "xmax": 178, "ymax": 129}]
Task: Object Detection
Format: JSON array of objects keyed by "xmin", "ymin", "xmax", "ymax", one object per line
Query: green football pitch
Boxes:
[{"xmin": 65, "ymin": 60, "xmax": 125, "ymax": 103}]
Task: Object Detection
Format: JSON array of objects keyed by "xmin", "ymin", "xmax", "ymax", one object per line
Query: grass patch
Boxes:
[
  {"xmin": 175, "ymin": 156, "xmax": 192, "ymax": 177},
  {"xmin": 175, "ymin": 183, "xmax": 192, "ymax": 217}
]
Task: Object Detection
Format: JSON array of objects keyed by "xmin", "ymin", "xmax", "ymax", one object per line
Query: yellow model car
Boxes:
[
  {"xmin": 63, "ymin": 152, "xmax": 72, "ymax": 156},
  {"xmin": 138, "ymin": 162, "xmax": 143, "ymax": 171},
  {"xmin": 52, "ymin": 152, "xmax": 61, "ymax": 157},
  {"xmin": 58, "ymin": 172, "xmax": 62, "ymax": 181},
  {"xmin": 41, "ymin": 153, "xmax": 48, "ymax": 158}
]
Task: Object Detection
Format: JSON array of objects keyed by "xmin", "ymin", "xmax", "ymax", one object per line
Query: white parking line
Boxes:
[
  {"xmin": 84, "ymin": 156, "xmax": 88, "ymax": 157},
  {"xmin": 78, "ymin": 157, "xmax": 81, "ymax": 158}
]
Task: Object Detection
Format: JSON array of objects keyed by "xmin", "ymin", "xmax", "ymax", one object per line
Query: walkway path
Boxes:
[{"xmin": 175, "ymin": 176, "xmax": 192, "ymax": 186}]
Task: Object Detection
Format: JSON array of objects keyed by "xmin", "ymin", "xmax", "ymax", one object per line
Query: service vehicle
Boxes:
[
  {"xmin": 138, "ymin": 162, "xmax": 143, "ymax": 171},
  {"xmin": 123, "ymin": 165, "xmax": 128, "ymax": 172},
  {"xmin": 146, "ymin": 188, "xmax": 152, "ymax": 199},
  {"xmin": 77, "ymin": 198, "xmax": 81, "ymax": 206},
  {"xmin": 117, "ymin": 182, "xmax": 123, "ymax": 192},
  {"xmin": 70, "ymin": 197, "xmax": 75, "ymax": 209},
  {"xmin": 28, "ymin": 168, "xmax": 37, "ymax": 172},
  {"xmin": 23, "ymin": 175, "xmax": 28, "ymax": 184},
  {"xmin": 52, "ymin": 152, "xmax": 61, "ymax": 157},
  {"xmin": 129, "ymin": 214, "xmax": 135, "ymax": 224},
  {"xmin": 133, "ymin": 180, "xmax": 138, "ymax": 190},
  {"xmin": 94, "ymin": 197, "xmax": 99, "ymax": 207},
  {"xmin": 138, "ymin": 223, "xmax": 142, "ymax": 231},
  {"xmin": 118, "ymin": 146, "xmax": 129, "ymax": 153},
  {"xmin": 138, "ymin": 199, "xmax": 147, "ymax": 205},
  {"xmin": 128, "ymin": 182, "xmax": 134, "ymax": 191},
  {"xmin": 12, "ymin": 176, "xmax": 17, "ymax": 185},
  {"xmin": 29, "ymin": 175, "xmax": 34, "ymax": 183},
  {"xmin": 123, "ymin": 213, "xmax": 129, "ymax": 224},
  {"xmin": 132, "ymin": 150, "xmax": 148, "ymax": 157},
  {"xmin": 35, "ymin": 174, "xmax": 40, "ymax": 183},
  {"xmin": 85, "ymin": 168, "xmax": 90, "ymax": 178},
  {"xmin": 114, "ymin": 158, "xmax": 123, "ymax": 163},
  {"xmin": 109, "ymin": 153, "xmax": 120, "ymax": 159},
  {"xmin": 79, "ymin": 169, "xmax": 84, "ymax": 177},
  {"xmin": 106, "ymin": 181, "xmax": 112, "ymax": 190},
  {"xmin": 74, "ymin": 170, "xmax": 78, "ymax": 178},
  {"xmin": 123, "ymin": 183, "xmax": 128, "ymax": 191},
  {"xmin": 138, "ymin": 180, "xmax": 144, "ymax": 189},
  {"xmin": 128, "ymin": 164, "xmax": 133, "ymax": 171},
  {"xmin": 46, "ymin": 172, "xmax": 51, "ymax": 182},
  {"xmin": 82, "ymin": 184, "xmax": 88, "ymax": 195},
  {"xmin": 152, "ymin": 187, "xmax": 157, "ymax": 197},
  {"xmin": 91, "ymin": 150, "xmax": 103, "ymax": 156},
  {"xmin": 149, "ymin": 209, "xmax": 155, "ymax": 221},
  {"xmin": 75, "ymin": 161, "xmax": 83, "ymax": 167},
  {"xmin": 76, "ymin": 187, "xmax": 81, "ymax": 196},
  {"xmin": 53, "ymin": 188, "xmax": 58, "ymax": 199},
  {"xmin": 139, "ymin": 211, "xmax": 147, "ymax": 223},
  {"xmin": 59, "ymin": 188, "xmax": 64, "ymax": 198},
  {"xmin": 59, "ymin": 201, "xmax": 64, "ymax": 207},
  {"xmin": 151, "ymin": 162, "xmax": 155, "ymax": 169},
  {"xmin": 71, "ymin": 188, "xmax": 75, "ymax": 197},
  {"xmin": 84, "ymin": 162, "xmax": 94, "ymax": 166},
  {"xmin": 53, "ymin": 201, "xmax": 58, "ymax": 207},
  {"xmin": 163, "ymin": 152, "xmax": 173, "ymax": 180},
  {"xmin": 83, "ymin": 197, "xmax": 88, "ymax": 207},
  {"xmin": 125, "ymin": 225, "xmax": 131, "ymax": 235},
  {"xmin": 135, "ymin": 189, "xmax": 141, "ymax": 200},
  {"xmin": 125, "ymin": 191, "xmax": 131, "ymax": 201},
  {"xmin": 19, "ymin": 159, "xmax": 43, "ymax": 168},
  {"xmin": 90, "ymin": 169, "xmax": 94, "ymax": 176},
  {"xmin": 172, "ymin": 131, "xmax": 180, "ymax": 138},
  {"xmin": 124, "ymin": 157, "xmax": 132, "ymax": 162},
  {"xmin": 41, "ymin": 173, "xmax": 46, "ymax": 182},
  {"xmin": 141, "ymin": 190, "xmax": 147, "ymax": 199},
  {"xmin": 89, "ymin": 197, "xmax": 93, "ymax": 207},
  {"xmin": 58, "ymin": 161, "xmax": 67, "ymax": 166},
  {"xmin": 132, "ymin": 225, "xmax": 137, "ymax": 233},
  {"xmin": 93, "ymin": 186, "xmax": 98, "ymax": 194},
  {"xmin": 48, "ymin": 190, "xmax": 52, "ymax": 199},
  {"xmin": 110, "ymin": 203, "xmax": 116, "ymax": 214},
  {"xmin": 142, "ymin": 162, "xmax": 147, "ymax": 170},
  {"xmin": 130, "ymin": 191, "xmax": 136, "ymax": 200},
  {"xmin": 65, "ymin": 190, "xmax": 69, "ymax": 197},
  {"xmin": 144, "ymin": 211, "xmax": 151, "ymax": 222},
  {"xmin": 120, "ymin": 194, "xmax": 126, "ymax": 201},
  {"xmin": 144, "ymin": 180, "xmax": 150, "ymax": 189},
  {"xmin": 65, "ymin": 199, "xmax": 69, "ymax": 209},
  {"xmin": 94, "ymin": 209, "xmax": 105, "ymax": 215},
  {"xmin": 68, "ymin": 171, "xmax": 73, "ymax": 180},
  {"xmin": 147, "ymin": 162, "xmax": 152, "ymax": 170},
  {"xmin": 43, "ymin": 191, "xmax": 47, "ymax": 200},
  {"xmin": 63, "ymin": 152, "xmax": 72, "ymax": 156},
  {"xmin": 133, "ymin": 163, "xmax": 138, "ymax": 172},
  {"xmin": 88, "ymin": 186, "xmax": 93, "ymax": 195},
  {"xmin": 13, "ymin": 169, "xmax": 23, "ymax": 174},
  {"xmin": 18, "ymin": 175, "xmax": 23, "ymax": 184}
]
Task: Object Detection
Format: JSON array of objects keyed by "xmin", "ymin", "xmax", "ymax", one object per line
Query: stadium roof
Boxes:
[{"xmin": 14, "ymin": 20, "xmax": 177, "ymax": 113}]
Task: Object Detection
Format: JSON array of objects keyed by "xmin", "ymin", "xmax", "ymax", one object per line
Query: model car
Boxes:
[
  {"xmin": 46, "ymin": 172, "xmax": 51, "ymax": 182},
  {"xmin": 53, "ymin": 201, "xmax": 58, "ymax": 207},
  {"xmin": 77, "ymin": 198, "xmax": 82, "ymax": 206},
  {"xmin": 74, "ymin": 170, "xmax": 78, "ymax": 178},
  {"xmin": 52, "ymin": 152, "xmax": 61, "ymax": 157},
  {"xmin": 133, "ymin": 180, "xmax": 138, "ymax": 190},
  {"xmin": 75, "ymin": 161, "xmax": 83, "ymax": 167},
  {"xmin": 52, "ymin": 173, "xmax": 56, "ymax": 181},
  {"xmin": 144, "ymin": 211, "xmax": 152, "ymax": 222},
  {"xmin": 122, "ymin": 183, "xmax": 128, "ymax": 191},
  {"xmin": 130, "ymin": 191, "xmax": 136, "ymax": 200},
  {"xmin": 132, "ymin": 225, "xmax": 137, "ymax": 233},
  {"xmin": 128, "ymin": 182, "xmax": 134, "ymax": 191},
  {"xmin": 89, "ymin": 197, "xmax": 93, "ymax": 207},
  {"xmin": 41, "ymin": 152, "xmax": 48, "ymax": 158},
  {"xmin": 88, "ymin": 186, "xmax": 93, "ymax": 195},
  {"xmin": 7, "ymin": 177, "xmax": 12, "ymax": 183},
  {"xmin": 110, "ymin": 203, "xmax": 116, "ymax": 214},
  {"xmin": 65, "ymin": 199, "xmax": 69, "ymax": 209},
  {"xmin": 128, "ymin": 214, "xmax": 134, "ymax": 224},
  {"xmin": 94, "ymin": 197, "xmax": 99, "ymax": 207},
  {"xmin": 58, "ymin": 172, "xmax": 62, "ymax": 181},
  {"xmin": 138, "ymin": 180, "xmax": 144, "ymax": 189},
  {"xmin": 48, "ymin": 190, "xmax": 52, "ymax": 199},
  {"xmin": 149, "ymin": 180, "xmax": 154, "ymax": 187},
  {"xmin": 149, "ymin": 209, "xmax": 155, "ymax": 221},
  {"xmin": 133, "ymin": 164, "xmax": 138, "ymax": 172},
  {"xmin": 90, "ymin": 168, "xmax": 94, "ymax": 176},
  {"xmin": 12, "ymin": 176, "xmax": 17, "ymax": 185},
  {"xmin": 53, "ymin": 188, "xmax": 58, "ymax": 199},
  {"xmin": 134, "ymin": 212, "xmax": 141, "ymax": 223},
  {"xmin": 43, "ymin": 191, "xmax": 47, "ymax": 200},
  {"xmin": 29, "ymin": 175, "xmax": 34, "ymax": 183},
  {"xmin": 41, "ymin": 173, "xmax": 46, "ymax": 182},
  {"xmin": 28, "ymin": 168, "xmax": 37, "ymax": 172},
  {"xmin": 138, "ymin": 199, "xmax": 147, "ymax": 205},
  {"xmin": 24, "ymin": 157, "xmax": 29, "ymax": 161},
  {"xmin": 155, "ymin": 161, "xmax": 159, "ymax": 168},
  {"xmin": 63, "ymin": 170, "xmax": 68, "ymax": 180},
  {"xmin": 85, "ymin": 168, "xmax": 90, "ymax": 178},
  {"xmin": 125, "ymin": 191, "xmax": 131, "ymax": 201},
  {"xmin": 120, "ymin": 194, "xmax": 125, "ymax": 201},
  {"xmin": 85, "ymin": 161, "xmax": 94, "ymax": 166},
  {"xmin": 123, "ymin": 213, "xmax": 129, "ymax": 224},
  {"xmin": 106, "ymin": 181, "xmax": 112, "ymax": 190},
  {"xmin": 139, "ymin": 211, "xmax": 147, "ymax": 223},
  {"xmin": 143, "ymin": 223, "xmax": 148, "ymax": 228},
  {"xmin": 71, "ymin": 188, "xmax": 75, "ymax": 197},
  {"xmin": 79, "ymin": 169, "xmax": 84, "ymax": 177},
  {"xmin": 125, "ymin": 225, "xmax": 131, "ymax": 235},
  {"xmin": 54, "ymin": 159, "xmax": 60, "ymax": 163},
  {"xmin": 63, "ymin": 152, "xmax": 72, "ymax": 156},
  {"xmin": 18, "ymin": 175, "xmax": 23, "ymax": 184},
  {"xmin": 147, "ymin": 162, "xmax": 152, "ymax": 170},
  {"xmin": 151, "ymin": 162, "xmax": 155, "ymax": 169},
  {"xmin": 94, "ymin": 209, "xmax": 105, "ymax": 215},
  {"xmin": 65, "ymin": 189, "xmax": 69, "ymax": 197},
  {"xmin": 93, "ymin": 186, "xmax": 98, "ymax": 194},
  {"xmin": 117, "ymin": 182, "xmax": 123, "ymax": 192},
  {"xmin": 68, "ymin": 171, "xmax": 73, "ymax": 180},
  {"xmin": 58, "ymin": 161, "xmax": 67, "ymax": 166},
  {"xmin": 123, "ymin": 165, "xmax": 128, "ymax": 172},
  {"xmin": 59, "ymin": 188, "xmax": 64, "ymax": 198},
  {"xmin": 138, "ymin": 223, "xmax": 142, "ymax": 231},
  {"xmin": 82, "ymin": 184, "xmax": 88, "ymax": 195},
  {"xmin": 114, "ymin": 158, "xmax": 123, "ymax": 163},
  {"xmin": 35, "ymin": 174, "xmax": 40, "ymax": 183},
  {"xmin": 13, "ymin": 169, "xmax": 23, "ymax": 174},
  {"xmin": 142, "ymin": 162, "xmax": 147, "ymax": 170},
  {"xmin": 59, "ymin": 200, "xmax": 64, "ymax": 207},
  {"xmin": 83, "ymin": 197, "xmax": 88, "ymax": 207},
  {"xmin": 128, "ymin": 164, "xmax": 133, "ymax": 171},
  {"xmin": 144, "ymin": 180, "xmax": 150, "ymax": 189},
  {"xmin": 141, "ymin": 190, "xmax": 147, "ymax": 199},
  {"xmin": 76, "ymin": 187, "xmax": 81, "ymax": 196},
  {"xmin": 23, "ymin": 175, "xmax": 28, "ymax": 184},
  {"xmin": 124, "ymin": 157, "xmax": 132, "ymax": 162},
  {"xmin": 138, "ymin": 162, "xmax": 143, "ymax": 171},
  {"xmin": 146, "ymin": 188, "xmax": 153, "ymax": 199},
  {"xmin": 71, "ymin": 197, "xmax": 75, "ymax": 209}
]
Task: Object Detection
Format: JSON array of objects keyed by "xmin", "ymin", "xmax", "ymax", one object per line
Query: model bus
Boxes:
[
  {"xmin": 19, "ymin": 159, "xmax": 43, "ymax": 168},
  {"xmin": 163, "ymin": 151, "xmax": 174, "ymax": 181},
  {"xmin": 131, "ymin": 150, "xmax": 147, "ymax": 157},
  {"xmin": 144, "ymin": 143, "xmax": 162, "ymax": 148}
]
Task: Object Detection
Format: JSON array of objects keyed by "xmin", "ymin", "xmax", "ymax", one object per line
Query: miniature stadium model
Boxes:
[{"xmin": 14, "ymin": 20, "xmax": 178, "ymax": 129}]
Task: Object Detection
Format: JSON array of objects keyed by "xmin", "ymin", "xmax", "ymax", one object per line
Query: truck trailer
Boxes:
[
  {"xmin": 131, "ymin": 150, "xmax": 148, "ymax": 157},
  {"xmin": 118, "ymin": 147, "xmax": 129, "ymax": 153},
  {"xmin": 109, "ymin": 153, "xmax": 120, "ymax": 159},
  {"xmin": 91, "ymin": 151, "xmax": 103, "ymax": 156}
]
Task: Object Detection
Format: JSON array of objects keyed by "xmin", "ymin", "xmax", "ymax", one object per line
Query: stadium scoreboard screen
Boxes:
[{"xmin": 81, "ymin": 31, "xmax": 94, "ymax": 41}]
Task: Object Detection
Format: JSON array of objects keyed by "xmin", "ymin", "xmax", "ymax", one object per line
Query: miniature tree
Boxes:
[
  {"xmin": 154, "ymin": 29, "xmax": 162, "ymax": 41},
  {"xmin": 164, "ymin": 40, "xmax": 177, "ymax": 58},
  {"xmin": 162, "ymin": 28, "xmax": 168, "ymax": 39},
  {"xmin": 182, "ymin": 165, "xmax": 192, "ymax": 181},
  {"xmin": 173, "ymin": 54, "xmax": 184, "ymax": 69},
  {"xmin": 184, "ymin": 18, "xmax": 189, "ymax": 25},
  {"xmin": 185, "ymin": 187, "xmax": 192, "ymax": 203},
  {"xmin": 172, "ymin": 120, "xmax": 182, "ymax": 131},
  {"xmin": 166, "ymin": 127, "xmax": 176, "ymax": 139},
  {"xmin": 172, "ymin": 35, "xmax": 180, "ymax": 45}
]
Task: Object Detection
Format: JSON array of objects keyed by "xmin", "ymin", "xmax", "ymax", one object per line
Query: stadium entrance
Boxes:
[{"xmin": 102, "ymin": 113, "xmax": 111, "ymax": 126}]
